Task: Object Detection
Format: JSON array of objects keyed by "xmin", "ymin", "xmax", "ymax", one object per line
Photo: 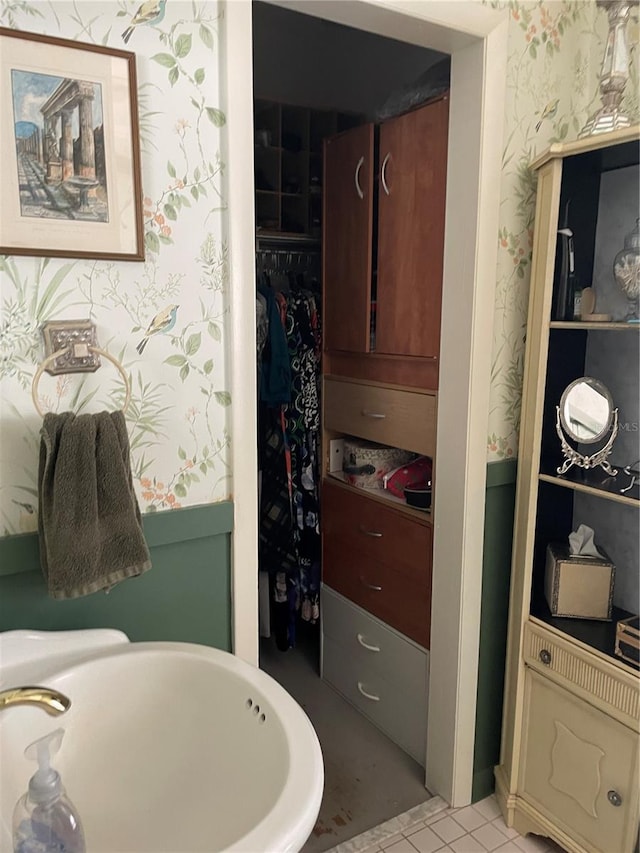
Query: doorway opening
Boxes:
[
  {"xmin": 227, "ymin": 0, "xmax": 507, "ymax": 818},
  {"xmin": 253, "ymin": 3, "xmax": 447, "ymax": 849}
]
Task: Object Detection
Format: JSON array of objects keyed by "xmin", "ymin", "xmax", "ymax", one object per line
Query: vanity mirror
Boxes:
[{"xmin": 556, "ymin": 376, "xmax": 618, "ymax": 475}]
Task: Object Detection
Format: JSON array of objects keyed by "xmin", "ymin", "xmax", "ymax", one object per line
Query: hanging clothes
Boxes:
[{"xmin": 256, "ymin": 246, "xmax": 322, "ymax": 651}]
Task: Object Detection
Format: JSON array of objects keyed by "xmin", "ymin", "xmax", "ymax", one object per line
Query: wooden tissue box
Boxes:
[
  {"xmin": 615, "ymin": 615, "xmax": 640, "ymax": 666},
  {"xmin": 544, "ymin": 543, "xmax": 614, "ymax": 621}
]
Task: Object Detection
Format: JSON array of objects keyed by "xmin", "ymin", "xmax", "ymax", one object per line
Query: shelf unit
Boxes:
[
  {"xmin": 495, "ymin": 127, "xmax": 640, "ymax": 852},
  {"xmin": 254, "ymin": 99, "xmax": 362, "ymax": 238}
]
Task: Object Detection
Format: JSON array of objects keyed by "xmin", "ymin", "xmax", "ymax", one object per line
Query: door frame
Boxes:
[{"xmin": 224, "ymin": 0, "xmax": 508, "ymax": 807}]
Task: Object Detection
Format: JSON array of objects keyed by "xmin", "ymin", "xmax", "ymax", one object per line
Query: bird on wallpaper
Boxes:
[
  {"xmin": 122, "ymin": 0, "xmax": 167, "ymax": 44},
  {"xmin": 535, "ymin": 98, "xmax": 559, "ymax": 133},
  {"xmin": 12, "ymin": 499, "xmax": 37, "ymax": 533},
  {"xmin": 136, "ymin": 304, "xmax": 179, "ymax": 355}
]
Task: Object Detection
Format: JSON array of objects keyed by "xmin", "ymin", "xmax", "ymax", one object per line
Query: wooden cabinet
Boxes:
[
  {"xmin": 376, "ymin": 97, "xmax": 448, "ymax": 359},
  {"xmin": 323, "ymin": 123, "xmax": 374, "ymax": 353},
  {"xmin": 320, "ymin": 97, "xmax": 448, "ymax": 767},
  {"xmin": 521, "ymin": 667, "xmax": 638, "ymax": 853},
  {"xmin": 495, "ymin": 127, "xmax": 640, "ymax": 852},
  {"xmin": 322, "ymin": 94, "xmax": 449, "ymax": 383}
]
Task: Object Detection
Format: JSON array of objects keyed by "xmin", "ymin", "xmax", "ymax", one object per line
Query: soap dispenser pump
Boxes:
[{"xmin": 13, "ymin": 728, "xmax": 86, "ymax": 853}]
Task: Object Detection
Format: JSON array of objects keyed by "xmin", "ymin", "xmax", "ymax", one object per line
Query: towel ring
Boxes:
[{"xmin": 32, "ymin": 346, "xmax": 131, "ymax": 418}]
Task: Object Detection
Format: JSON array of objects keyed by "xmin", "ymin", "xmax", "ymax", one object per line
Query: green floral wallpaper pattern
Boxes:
[
  {"xmin": 487, "ymin": 0, "xmax": 639, "ymax": 461},
  {"xmin": 1, "ymin": 0, "xmax": 638, "ymax": 535},
  {"xmin": 0, "ymin": 0, "xmax": 230, "ymax": 535}
]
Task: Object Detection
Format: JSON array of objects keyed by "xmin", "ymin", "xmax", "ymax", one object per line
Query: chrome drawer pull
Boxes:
[
  {"xmin": 357, "ymin": 633, "xmax": 381, "ymax": 653},
  {"xmin": 607, "ymin": 790, "xmax": 623, "ymax": 807},
  {"xmin": 539, "ymin": 649, "xmax": 552, "ymax": 666},
  {"xmin": 359, "ymin": 577, "xmax": 382, "ymax": 592},
  {"xmin": 357, "ymin": 681, "xmax": 380, "ymax": 702},
  {"xmin": 361, "ymin": 410, "xmax": 386, "ymax": 419},
  {"xmin": 354, "ymin": 156, "xmax": 364, "ymax": 200},
  {"xmin": 381, "ymin": 152, "xmax": 391, "ymax": 196},
  {"xmin": 359, "ymin": 525, "xmax": 383, "ymax": 538}
]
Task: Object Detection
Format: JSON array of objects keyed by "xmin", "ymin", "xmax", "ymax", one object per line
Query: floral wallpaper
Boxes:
[
  {"xmin": 0, "ymin": 0, "xmax": 230, "ymax": 535},
  {"xmin": 1, "ymin": 0, "xmax": 638, "ymax": 536},
  {"xmin": 487, "ymin": 0, "xmax": 639, "ymax": 461}
]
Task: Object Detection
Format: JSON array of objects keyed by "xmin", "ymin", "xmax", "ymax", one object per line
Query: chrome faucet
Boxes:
[{"xmin": 0, "ymin": 687, "xmax": 71, "ymax": 716}]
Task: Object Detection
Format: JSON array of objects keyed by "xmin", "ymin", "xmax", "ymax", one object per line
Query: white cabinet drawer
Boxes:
[
  {"xmin": 323, "ymin": 376, "xmax": 436, "ymax": 457},
  {"xmin": 524, "ymin": 620, "xmax": 640, "ymax": 731},
  {"xmin": 321, "ymin": 588, "xmax": 428, "ymax": 765},
  {"xmin": 520, "ymin": 668, "xmax": 639, "ymax": 853}
]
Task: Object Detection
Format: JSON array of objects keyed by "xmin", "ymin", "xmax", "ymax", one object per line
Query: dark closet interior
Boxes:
[{"xmin": 252, "ymin": 4, "xmax": 449, "ymax": 849}]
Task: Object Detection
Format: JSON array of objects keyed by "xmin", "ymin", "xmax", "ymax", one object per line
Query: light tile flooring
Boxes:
[{"xmin": 327, "ymin": 795, "xmax": 563, "ymax": 853}]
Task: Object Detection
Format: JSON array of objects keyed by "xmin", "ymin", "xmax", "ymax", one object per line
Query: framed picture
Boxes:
[{"xmin": 0, "ymin": 27, "xmax": 144, "ymax": 261}]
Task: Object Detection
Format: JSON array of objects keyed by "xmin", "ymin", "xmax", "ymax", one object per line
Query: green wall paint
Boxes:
[
  {"xmin": 0, "ymin": 503, "xmax": 233, "ymax": 650},
  {"xmin": 472, "ymin": 460, "xmax": 518, "ymax": 802}
]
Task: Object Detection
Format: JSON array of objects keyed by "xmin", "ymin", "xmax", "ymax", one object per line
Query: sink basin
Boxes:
[{"xmin": 0, "ymin": 630, "xmax": 323, "ymax": 852}]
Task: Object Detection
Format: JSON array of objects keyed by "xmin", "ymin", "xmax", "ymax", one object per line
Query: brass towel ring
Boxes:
[{"xmin": 32, "ymin": 346, "xmax": 131, "ymax": 418}]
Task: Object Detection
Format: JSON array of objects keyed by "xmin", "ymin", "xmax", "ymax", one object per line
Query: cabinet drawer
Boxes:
[
  {"xmin": 322, "ymin": 585, "xmax": 429, "ymax": 686},
  {"xmin": 323, "ymin": 535, "xmax": 431, "ymax": 648},
  {"xmin": 323, "ymin": 377, "xmax": 436, "ymax": 458},
  {"xmin": 524, "ymin": 621, "xmax": 640, "ymax": 731},
  {"xmin": 322, "ymin": 633, "xmax": 428, "ymax": 765},
  {"xmin": 322, "ymin": 479, "xmax": 431, "ymax": 583},
  {"xmin": 520, "ymin": 668, "xmax": 639, "ymax": 853}
]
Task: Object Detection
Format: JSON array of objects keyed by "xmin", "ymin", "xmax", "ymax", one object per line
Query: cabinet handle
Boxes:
[
  {"xmin": 354, "ymin": 156, "xmax": 364, "ymax": 200},
  {"xmin": 539, "ymin": 649, "xmax": 552, "ymax": 666},
  {"xmin": 381, "ymin": 152, "xmax": 391, "ymax": 196},
  {"xmin": 359, "ymin": 525, "xmax": 383, "ymax": 538},
  {"xmin": 607, "ymin": 790, "xmax": 623, "ymax": 807},
  {"xmin": 361, "ymin": 410, "xmax": 386, "ymax": 419},
  {"xmin": 359, "ymin": 577, "xmax": 382, "ymax": 592},
  {"xmin": 357, "ymin": 681, "xmax": 380, "ymax": 702},
  {"xmin": 357, "ymin": 633, "xmax": 381, "ymax": 653}
]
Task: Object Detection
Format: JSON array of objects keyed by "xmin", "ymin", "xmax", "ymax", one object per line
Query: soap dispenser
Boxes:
[{"xmin": 13, "ymin": 728, "xmax": 86, "ymax": 853}]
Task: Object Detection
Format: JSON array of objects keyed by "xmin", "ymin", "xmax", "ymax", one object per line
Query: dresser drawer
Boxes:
[
  {"xmin": 323, "ymin": 376, "xmax": 436, "ymax": 457},
  {"xmin": 322, "ymin": 479, "xmax": 431, "ymax": 584},
  {"xmin": 524, "ymin": 621, "xmax": 640, "ymax": 731},
  {"xmin": 322, "ymin": 633, "xmax": 428, "ymax": 765},
  {"xmin": 322, "ymin": 586, "xmax": 429, "ymax": 684},
  {"xmin": 323, "ymin": 534, "xmax": 431, "ymax": 648}
]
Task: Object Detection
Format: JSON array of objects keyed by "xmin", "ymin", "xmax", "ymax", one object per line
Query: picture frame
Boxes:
[{"xmin": 0, "ymin": 27, "xmax": 144, "ymax": 261}]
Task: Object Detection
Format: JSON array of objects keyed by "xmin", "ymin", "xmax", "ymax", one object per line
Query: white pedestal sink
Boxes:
[{"xmin": 0, "ymin": 630, "xmax": 324, "ymax": 852}]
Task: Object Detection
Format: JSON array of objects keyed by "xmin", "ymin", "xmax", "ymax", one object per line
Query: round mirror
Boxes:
[{"xmin": 559, "ymin": 377, "xmax": 614, "ymax": 444}]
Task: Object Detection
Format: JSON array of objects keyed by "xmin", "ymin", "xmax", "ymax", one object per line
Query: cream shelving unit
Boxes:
[{"xmin": 495, "ymin": 127, "xmax": 640, "ymax": 853}]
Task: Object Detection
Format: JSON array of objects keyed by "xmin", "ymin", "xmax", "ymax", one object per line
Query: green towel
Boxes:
[{"xmin": 38, "ymin": 410, "xmax": 152, "ymax": 599}]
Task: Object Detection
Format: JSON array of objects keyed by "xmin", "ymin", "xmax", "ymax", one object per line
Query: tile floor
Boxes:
[{"xmin": 327, "ymin": 795, "xmax": 563, "ymax": 853}]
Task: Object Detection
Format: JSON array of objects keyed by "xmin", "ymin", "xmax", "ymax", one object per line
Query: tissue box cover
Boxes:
[
  {"xmin": 615, "ymin": 615, "xmax": 640, "ymax": 666},
  {"xmin": 544, "ymin": 543, "xmax": 614, "ymax": 621}
]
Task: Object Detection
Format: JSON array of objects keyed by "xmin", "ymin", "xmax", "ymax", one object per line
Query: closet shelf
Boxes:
[
  {"xmin": 324, "ymin": 472, "xmax": 433, "ymax": 524},
  {"xmin": 549, "ymin": 321, "xmax": 640, "ymax": 331}
]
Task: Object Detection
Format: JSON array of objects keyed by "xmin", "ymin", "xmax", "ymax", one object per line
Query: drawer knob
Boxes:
[
  {"xmin": 357, "ymin": 633, "xmax": 381, "ymax": 653},
  {"xmin": 359, "ymin": 525, "xmax": 383, "ymax": 538},
  {"xmin": 359, "ymin": 577, "xmax": 383, "ymax": 592},
  {"xmin": 357, "ymin": 681, "xmax": 380, "ymax": 702},
  {"xmin": 607, "ymin": 790, "xmax": 623, "ymax": 807},
  {"xmin": 361, "ymin": 410, "xmax": 386, "ymax": 419},
  {"xmin": 539, "ymin": 649, "xmax": 552, "ymax": 666}
]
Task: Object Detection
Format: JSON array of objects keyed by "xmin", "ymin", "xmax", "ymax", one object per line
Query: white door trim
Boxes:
[{"xmin": 225, "ymin": 0, "xmax": 508, "ymax": 807}]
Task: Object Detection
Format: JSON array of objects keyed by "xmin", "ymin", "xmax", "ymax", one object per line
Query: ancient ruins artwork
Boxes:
[{"xmin": 11, "ymin": 69, "xmax": 109, "ymax": 222}]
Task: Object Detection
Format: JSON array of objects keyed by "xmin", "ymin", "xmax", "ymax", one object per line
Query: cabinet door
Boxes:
[
  {"xmin": 521, "ymin": 668, "xmax": 639, "ymax": 853},
  {"xmin": 323, "ymin": 124, "xmax": 374, "ymax": 353},
  {"xmin": 376, "ymin": 97, "xmax": 448, "ymax": 358}
]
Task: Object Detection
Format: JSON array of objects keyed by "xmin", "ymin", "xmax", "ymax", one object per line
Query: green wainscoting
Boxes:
[
  {"xmin": 0, "ymin": 502, "xmax": 233, "ymax": 651},
  {"xmin": 472, "ymin": 459, "xmax": 518, "ymax": 802}
]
